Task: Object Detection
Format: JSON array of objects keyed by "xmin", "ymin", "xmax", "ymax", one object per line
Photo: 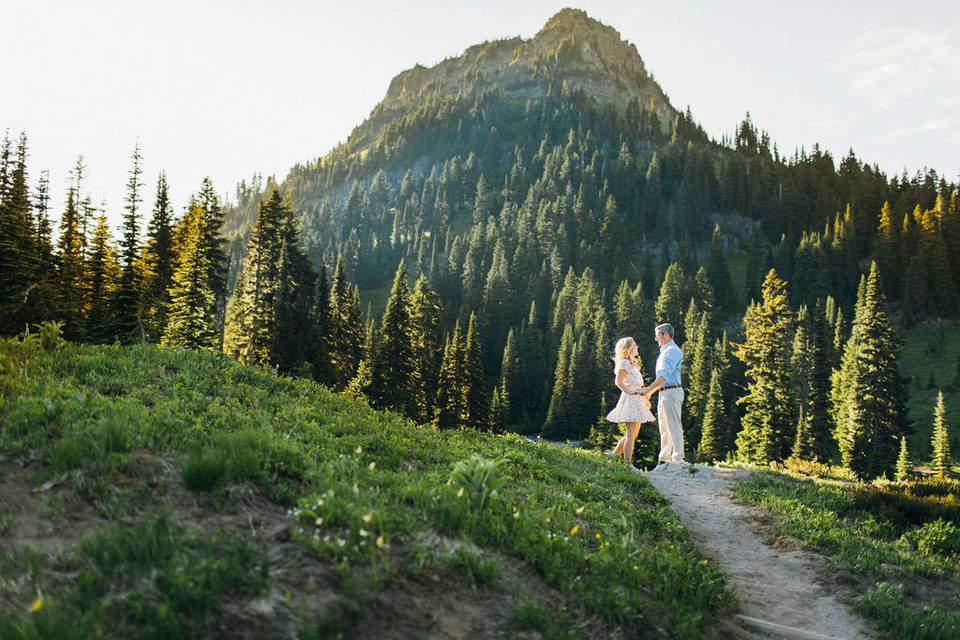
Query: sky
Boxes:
[{"xmin": 4, "ymin": 0, "xmax": 959, "ymax": 229}]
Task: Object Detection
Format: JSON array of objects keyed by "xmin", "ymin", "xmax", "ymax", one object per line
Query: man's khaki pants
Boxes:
[{"xmin": 657, "ymin": 388, "xmax": 685, "ymax": 462}]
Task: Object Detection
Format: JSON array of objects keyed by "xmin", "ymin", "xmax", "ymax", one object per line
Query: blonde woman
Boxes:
[{"xmin": 605, "ymin": 337, "xmax": 655, "ymax": 470}]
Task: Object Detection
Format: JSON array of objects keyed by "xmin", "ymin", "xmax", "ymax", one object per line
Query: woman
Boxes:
[{"xmin": 605, "ymin": 337, "xmax": 655, "ymax": 470}]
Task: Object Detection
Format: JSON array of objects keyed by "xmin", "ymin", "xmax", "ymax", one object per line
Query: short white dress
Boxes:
[{"xmin": 605, "ymin": 359, "xmax": 656, "ymax": 424}]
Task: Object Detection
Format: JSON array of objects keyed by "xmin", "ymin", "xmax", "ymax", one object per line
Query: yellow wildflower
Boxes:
[
  {"xmin": 570, "ymin": 525, "xmax": 581, "ymax": 536},
  {"xmin": 29, "ymin": 596, "xmax": 43, "ymax": 613},
  {"xmin": 457, "ymin": 487, "xmax": 465, "ymax": 498},
  {"xmin": 368, "ymin": 462, "xmax": 376, "ymax": 471},
  {"xmin": 575, "ymin": 506, "xmax": 585, "ymax": 515},
  {"xmin": 362, "ymin": 513, "xmax": 373, "ymax": 524},
  {"xmin": 376, "ymin": 535, "xmax": 386, "ymax": 548}
]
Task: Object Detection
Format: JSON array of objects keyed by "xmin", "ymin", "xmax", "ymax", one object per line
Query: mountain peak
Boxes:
[{"xmin": 539, "ymin": 8, "xmax": 607, "ymax": 35}]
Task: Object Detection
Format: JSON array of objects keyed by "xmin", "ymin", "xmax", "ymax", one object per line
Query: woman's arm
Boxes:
[{"xmin": 615, "ymin": 368, "xmax": 638, "ymax": 394}]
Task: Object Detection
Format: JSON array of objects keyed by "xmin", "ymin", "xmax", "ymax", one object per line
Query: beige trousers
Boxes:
[{"xmin": 657, "ymin": 388, "xmax": 685, "ymax": 462}]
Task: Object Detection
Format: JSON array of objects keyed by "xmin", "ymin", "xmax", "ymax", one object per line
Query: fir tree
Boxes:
[
  {"xmin": 161, "ymin": 202, "xmax": 217, "ymax": 349},
  {"xmin": 409, "ymin": 274, "xmax": 443, "ymax": 422},
  {"xmin": 55, "ymin": 187, "xmax": 87, "ymax": 340},
  {"xmin": 223, "ymin": 189, "xmax": 286, "ymax": 367},
  {"xmin": 697, "ymin": 367, "xmax": 729, "ymax": 462},
  {"xmin": 369, "ymin": 260, "xmax": 419, "ymax": 418},
  {"xmin": 434, "ymin": 323, "xmax": 465, "ymax": 429},
  {"xmin": 197, "ymin": 177, "xmax": 228, "ymax": 340},
  {"xmin": 931, "ymin": 391, "xmax": 952, "ymax": 479},
  {"xmin": 655, "ymin": 262, "xmax": 688, "ymax": 338},
  {"xmin": 895, "ymin": 436, "xmax": 911, "ymax": 482},
  {"xmin": 328, "ymin": 255, "xmax": 364, "ymax": 387},
  {"xmin": 832, "ymin": 262, "xmax": 908, "ymax": 479},
  {"xmin": 85, "ymin": 215, "xmax": 120, "ymax": 342},
  {"xmin": 735, "ymin": 269, "xmax": 795, "ymax": 464},
  {"xmin": 0, "ymin": 132, "xmax": 38, "ymax": 334},
  {"xmin": 113, "ymin": 141, "xmax": 145, "ymax": 342},
  {"xmin": 142, "ymin": 171, "xmax": 176, "ymax": 341},
  {"xmin": 463, "ymin": 312, "xmax": 488, "ymax": 430},
  {"xmin": 489, "ymin": 385, "xmax": 509, "ymax": 433},
  {"xmin": 499, "ymin": 328, "xmax": 522, "ymax": 424},
  {"xmin": 272, "ymin": 207, "xmax": 318, "ymax": 375},
  {"xmin": 706, "ymin": 224, "xmax": 736, "ymax": 313}
]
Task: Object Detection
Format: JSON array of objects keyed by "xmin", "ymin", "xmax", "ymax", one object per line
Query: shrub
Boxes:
[
  {"xmin": 904, "ymin": 519, "xmax": 960, "ymax": 559},
  {"xmin": 449, "ymin": 453, "xmax": 506, "ymax": 511},
  {"xmin": 181, "ymin": 446, "xmax": 228, "ymax": 493}
]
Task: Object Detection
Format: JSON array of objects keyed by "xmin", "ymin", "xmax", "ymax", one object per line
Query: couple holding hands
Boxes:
[{"xmin": 605, "ymin": 323, "xmax": 685, "ymax": 472}]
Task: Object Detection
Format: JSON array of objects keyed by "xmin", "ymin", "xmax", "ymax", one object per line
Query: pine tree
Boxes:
[
  {"xmin": 655, "ymin": 262, "xmax": 688, "ymax": 338},
  {"xmin": 706, "ymin": 224, "xmax": 736, "ymax": 313},
  {"xmin": 735, "ymin": 269, "xmax": 796, "ymax": 464},
  {"xmin": 686, "ymin": 309, "xmax": 713, "ymax": 447},
  {"xmin": 0, "ymin": 131, "xmax": 38, "ymax": 334},
  {"xmin": 55, "ymin": 187, "xmax": 87, "ymax": 340},
  {"xmin": 697, "ymin": 367, "xmax": 729, "ymax": 462},
  {"xmin": 197, "ymin": 177, "xmax": 228, "ymax": 340},
  {"xmin": 223, "ymin": 189, "xmax": 286, "ymax": 367},
  {"xmin": 368, "ymin": 260, "xmax": 419, "ymax": 418},
  {"xmin": 435, "ymin": 323, "xmax": 465, "ymax": 429},
  {"xmin": 272, "ymin": 207, "xmax": 318, "ymax": 375},
  {"xmin": 463, "ymin": 312, "xmax": 488, "ymax": 430},
  {"xmin": 499, "ymin": 328, "xmax": 522, "ymax": 424},
  {"xmin": 309, "ymin": 263, "xmax": 337, "ymax": 387},
  {"xmin": 832, "ymin": 262, "xmax": 908, "ymax": 479},
  {"xmin": 142, "ymin": 171, "xmax": 176, "ymax": 341},
  {"xmin": 543, "ymin": 324, "xmax": 575, "ymax": 439},
  {"xmin": 161, "ymin": 202, "xmax": 217, "ymax": 349},
  {"xmin": 489, "ymin": 385, "xmax": 509, "ymax": 433},
  {"xmin": 329, "ymin": 256, "xmax": 364, "ymax": 387},
  {"xmin": 895, "ymin": 436, "xmax": 911, "ymax": 482},
  {"xmin": 113, "ymin": 141, "xmax": 145, "ymax": 342},
  {"xmin": 85, "ymin": 215, "xmax": 121, "ymax": 342},
  {"xmin": 931, "ymin": 391, "xmax": 952, "ymax": 479},
  {"xmin": 409, "ymin": 274, "xmax": 443, "ymax": 422}
]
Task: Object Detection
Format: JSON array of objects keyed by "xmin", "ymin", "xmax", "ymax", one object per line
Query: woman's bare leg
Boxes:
[
  {"xmin": 623, "ymin": 422, "xmax": 640, "ymax": 464},
  {"xmin": 612, "ymin": 431, "xmax": 626, "ymax": 456}
]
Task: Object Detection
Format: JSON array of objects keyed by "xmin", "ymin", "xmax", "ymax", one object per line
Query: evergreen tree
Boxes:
[
  {"xmin": 113, "ymin": 141, "xmax": 145, "ymax": 342},
  {"xmin": 409, "ymin": 274, "xmax": 443, "ymax": 422},
  {"xmin": 489, "ymin": 385, "xmax": 509, "ymax": 433},
  {"xmin": 55, "ymin": 188, "xmax": 87, "ymax": 340},
  {"xmin": 161, "ymin": 202, "xmax": 217, "ymax": 349},
  {"xmin": 0, "ymin": 132, "xmax": 38, "ymax": 334},
  {"xmin": 463, "ymin": 312, "xmax": 488, "ymax": 430},
  {"xmin": 142, "ymin": 171, "xmax": 176, "ymax": 341},
  {"xmin": 328, "ymin": 255, "xmax": 364, "ymax": 387},
  {"xmin": 706, "ymin": 224, "xmax": 736, "ymax": 313},
  {"xmin": 832, "ymin": 262, "xmax": 908, "ymax": 479},
  {"xmin": 84, "ymin": 215, "xmax": 120, "ymax": 342},
  {"xmin": 735, "ymin": 269, "xmax": 796, "ymax": 464},
  {"xmin": 697, "ymin": 367, "xmax": 730, "ymax": 462},
  {"xmin": 197, "ymin": 177, "xmax": 228, "ymax": 340},
  {"xmin": 272, "ymin": 207, "xmax": 318, "ymax": 375},
  {"xmin": 434, "ymin": 323, "xmax": 465, "ymax": 429},
  {"xmin": 895, "ymin": 436, "xmax": 911, "ymax": 482},
  {"xmin": 369, "ymin": 260, "xmax": 419, "ymax": 418},
  {"xmin": 931, "ymin": 391, "xmax": 952, "ymax": 479},
  {"xmin": 655, "ymin": 262, "xmax": 688, "ymax": 338},
  {"xmin": 223, "ymin": 189, "xmax": 286, "ymax": 367},
  {"xmin": 686, "ymin": 308, "xmax": 713, "ymax": 447},
  {"xmin": 309, "ymin": 263, "xmax": 337, "ymax": 387},
  {"xmin": 499, "ymin": 328, "xmax": 522, "ymax": 424}
]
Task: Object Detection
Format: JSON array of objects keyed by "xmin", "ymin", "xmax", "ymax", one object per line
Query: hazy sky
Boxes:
[{"xmin": 5, "ymin": 0, "xmax": 959, "ymax": 229}]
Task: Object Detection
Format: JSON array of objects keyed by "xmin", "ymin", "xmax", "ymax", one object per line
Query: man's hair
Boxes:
[{"xmin": 655, "ymin": 323, "xmax": 674, "ymax": 338}]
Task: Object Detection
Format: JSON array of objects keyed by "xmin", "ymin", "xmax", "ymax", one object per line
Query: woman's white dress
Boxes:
[{"xmin": 605, "ymin": 359, "xmax": 656, "ymax": 423}]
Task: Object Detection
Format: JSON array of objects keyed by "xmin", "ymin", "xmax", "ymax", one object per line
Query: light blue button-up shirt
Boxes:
[{"xmin": 656, "ymin": 339, "xmax": 683, "ymax": 386}]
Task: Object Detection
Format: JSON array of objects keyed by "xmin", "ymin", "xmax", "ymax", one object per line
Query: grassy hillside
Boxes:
[{"xmin": 0, "ymin": 335, "xmax": 732, "ymax": 639}]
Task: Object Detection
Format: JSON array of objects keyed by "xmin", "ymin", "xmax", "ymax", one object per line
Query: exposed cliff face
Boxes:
[{"xmin": 358, "ymin": 9, "xmax": 676, "ymax": 152}]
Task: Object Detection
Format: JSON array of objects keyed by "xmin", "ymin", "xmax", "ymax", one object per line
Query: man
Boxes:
[{"xmin": 639, "ymin": 323, "xmax": 685, "ymax": 467}]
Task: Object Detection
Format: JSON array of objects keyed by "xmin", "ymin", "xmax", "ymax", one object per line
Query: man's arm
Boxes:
[{"xmin": 640, "ymin": 375, "xmax": 665, "ymax": 398}]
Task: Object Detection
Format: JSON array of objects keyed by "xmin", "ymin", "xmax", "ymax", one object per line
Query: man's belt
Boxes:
[{"xmin": 660, "ymin": 384, "xmax": 682, "ymax": 391}]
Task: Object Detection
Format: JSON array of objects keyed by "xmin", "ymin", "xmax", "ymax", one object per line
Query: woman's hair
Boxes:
[{"xmin": 612, "ymin": 337, "xmax": 638, "ymax": 367}]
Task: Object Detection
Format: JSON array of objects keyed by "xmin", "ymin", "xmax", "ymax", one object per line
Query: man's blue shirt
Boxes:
[{"xmin": 656, "ymin": 339, "xmax": 683, "ymax": 386}]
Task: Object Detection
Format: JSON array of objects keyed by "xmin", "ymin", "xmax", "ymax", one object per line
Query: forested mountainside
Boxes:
[{"xmin": 3, "ymin": 9, "xmax": 958, "ymax": 480}]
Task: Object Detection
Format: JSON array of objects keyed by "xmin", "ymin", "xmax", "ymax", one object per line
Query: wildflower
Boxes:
[
  {"xmin": 353, "ymin": 483, "xmax": 360, "ymax": 494},
  {"xmin": 570, "ymin": 525, "xmax": 580, "ymax": 536},
  {"xmin": 457, "ymin": 487, "xmax": 465, "ymax": 498},
  {"xmin": 368, "ymin": 462, "xmax": 376, "ymax": 471},
  {"xmin": 376, "ymin": 535, "xmax": 386, "ymax": 548},
  {"xmin": 359, "ymin": 528, "xmax": 369, "ymax": 538},
  {"xmin": 29, "ymin": 596, "xmax": 43, "ymax": 613},
  {"xmin": 337, "ymin": 538, "xmax": 346, "ymax": 547},
  {"xmin": 362, "ymin": 513, "xmax": 373, "ymax": 524},
  {"xmin": 512, "ymin": 510, "xmax": 520, "ymax": 520},
  {"xmin": 315, "ymin": 517, "xmax": 323, "ymax": 526},
  {"xmin": 355, "ymin": 445, "xmax": 363, "ymax": 454},
  {"xmin": 575, "ymin": 506, "xmax": 585, "ymax": 516},
  {"xmin": 594, "ymin": 532, "xmax": 602, "ymax": 540}
]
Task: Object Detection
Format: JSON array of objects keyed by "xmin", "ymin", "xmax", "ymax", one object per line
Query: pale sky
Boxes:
[{"xmin": 5, "ymin": 0, "xmax": 958, "ymax": 230}]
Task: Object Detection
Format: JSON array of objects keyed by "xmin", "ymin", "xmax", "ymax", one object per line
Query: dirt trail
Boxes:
[{"xmin": 646, "ymin": 463, "xmax": 873, "ymax": 640}]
